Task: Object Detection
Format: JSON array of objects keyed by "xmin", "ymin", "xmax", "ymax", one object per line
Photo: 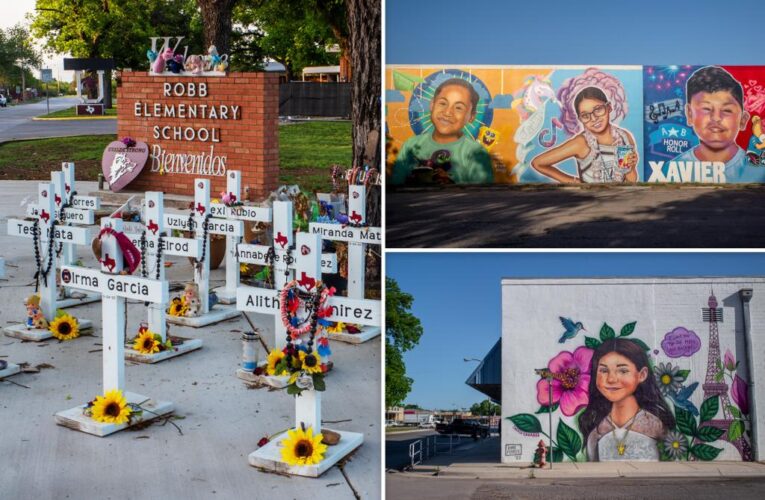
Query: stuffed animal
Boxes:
[
  {"xmin": 146, "ymin": 49, "xmax": 157, "ymax": 64},
  {"xmin": 25, "ymin": 294, "xmax": 48, "ymax": 330},
  {"xmin": 214, "ymin": 55, "xmax": 229, "ymax": 72},
  {"xmin": 153, "ymin": 47, "xmax": 174, "ymax": 74},
  {"xmin": 167, "ymin": 54, "xmax": 185, "ymax": 74},
  {"xmin": 184, "ymin": 54, "xmax": 205, "ymax": 75},
  {"xmin": 182, "ymin": 283, "xmax": 201, "ymax": 317}
]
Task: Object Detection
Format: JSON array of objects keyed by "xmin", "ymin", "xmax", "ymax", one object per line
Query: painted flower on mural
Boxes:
[
  {"xmin": 731, "ymin": 375, "xmax": 749, "ymax": 415},
  {"xmin": 724, "ymin": 349, "xmax": 736, "ymax": 372},
  {"xmin": 663, "ymin": 430, "xmax": 689, "ymax": 460},
  {"xmin": 536, "ymin": 346, "xmax": 593, "ymax": 416},
  {"xmin": 654, "ymin": 362, "xmax": 684, "ymax": 396}
]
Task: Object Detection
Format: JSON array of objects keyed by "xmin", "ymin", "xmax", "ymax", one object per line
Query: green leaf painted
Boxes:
[
  {"xmin": 677, "ymin": 369, "xmax": 691, "ymax": 381},
  {"xmin": 675, "ymin": 406, "xmax": 697, "ymax": 436},
  {"xmin": 696, "ymin": 426, "xmax": 725, "ymax": 442},
  {"xmin": 691, "ymin": 444, "xmax": 723, "ymax": 461},
  {"xmin": 728, "ymin": 420, "xmax": 745, "ymax": 442},
  {"xmin": 584, "ymin": 337, "xmax": 601, "ymax": 349},
  {"xmin": 715, "ymin": 371, "xmax": 724, "ymax": 383},
  {"xmin": 599, "ymin": 323, "xmax": 615, "ymax": 341},
  {"xmin": 392, "ymin": 71, "xmax": 424, "ymax": 92},
  {"xmin": 545, "ymin": 447, "xmax": 564, "ymax": 463},
  {"xmin": 619, "ymin": 321, "xmax": 637, "ymax": 337},
  {"xmin": 556, "ymin": 420, "xmax": 582, "ymax": 461},
  {"xmin": 630, "ymin": 338, "xmax": 652, "ymax": 352},
  {"xmin": 507, "ymin": 414, "xmax": 542, "ymax": 434},
  {"xmin": 728, "ymin": 405, "xmax": 743, "ymax": 419},
  {"xmin": 535, "ymin": 403, "xmax": 559, "ymax": 414},
  {"xmin": 700, "ymin": 396, "xmax": 719, "ymax": 423}
]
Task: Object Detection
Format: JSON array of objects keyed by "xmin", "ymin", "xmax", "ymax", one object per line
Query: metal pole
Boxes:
[
  {"xmin": 548, "ymin": 374, "xmax": 553, "ymax": 469},
  {"xmin": 739, "ymin": 288, "xmax": 758, "ymax": 460},
  {"xmin": 46, "ymin": 83, "xmax": 50, "ymax": 115}
]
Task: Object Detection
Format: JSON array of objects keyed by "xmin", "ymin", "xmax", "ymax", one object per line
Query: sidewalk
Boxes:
[{"xmin": 405, "ymin": 437, "xmax": 765, "ymax": 479}]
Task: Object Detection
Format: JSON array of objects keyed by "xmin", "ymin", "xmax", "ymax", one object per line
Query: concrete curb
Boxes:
[
  {"xmin": 32, "ymin": 116, "xmax": 117, "ymax": 121},
  {"xmin": 401, "ymin": 461, "xmax": 765, "ymax": 480}
]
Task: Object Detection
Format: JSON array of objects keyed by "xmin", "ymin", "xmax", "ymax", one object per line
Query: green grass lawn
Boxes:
[
  {"xmin": 0, "ymin": 121, "xmax": 352, "ymax": 192},
  {"xmin": 37, "ymin": 106, "xmax": 118, "ymax": 118}
]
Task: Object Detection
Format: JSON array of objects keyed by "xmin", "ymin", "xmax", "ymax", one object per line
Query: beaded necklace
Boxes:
[
  {"xmin": 187, "ymin": 210, "xmax": 213, "ymax": 272},
  {"xmin": 32, "ymin": 218, "xmax": 57, "ymax": 292},
  {"xmin": 139, "ymin": 230, "xmax": 165, "ymax": 280},
  {"xmin": 279, "ymin": 279, "xmax": 333, "ymax": 371}
]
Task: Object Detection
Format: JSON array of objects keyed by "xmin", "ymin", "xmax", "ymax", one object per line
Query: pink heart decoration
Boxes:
[{"xmin": 102, "ymin": 141, "xmax": 149, "ymax": 192}]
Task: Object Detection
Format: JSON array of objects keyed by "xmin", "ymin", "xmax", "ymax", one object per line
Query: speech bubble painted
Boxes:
[{"xmin": 661, "ymin": 327, "xmax": 701, "ymax": 358}]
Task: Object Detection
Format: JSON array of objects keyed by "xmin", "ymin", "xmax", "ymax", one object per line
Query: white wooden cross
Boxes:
[
  {"xmin": 55, "ymin": 217, "xmax": 173, "ymax": 436},
  {"xmin": 209, "ymin": 170, "xmax": 272, "ymax": 304},
  {"xmin": 242, "ymin": 232, "xmax": 377, "ymax": 476},
  {"xmin": 4, "ymin": 183, "xmax": 94, "ymax": 341},
  {"xmin": 124, "ymin": 192, "xmax": 202, "ymax": 341},
  {"xmin": 163, "ymin": 178, "xmax": 242, "ymax": 327},
  {"xmin": 309, "ymin": 184, "xmax": 382, "ymax": 343},
  {"xmin": 25, "ymin": 163, "xmax": 101, "ymax": 306}
]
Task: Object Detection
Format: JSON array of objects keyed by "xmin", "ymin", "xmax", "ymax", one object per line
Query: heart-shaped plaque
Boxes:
[{"xmin": 102, "ymin": 141, "xmax": 149, "ymax": 192}]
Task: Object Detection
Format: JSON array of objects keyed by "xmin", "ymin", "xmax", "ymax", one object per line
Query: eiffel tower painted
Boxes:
[{"xmin": 697, "ymin": 291, "xmax": 752, "ymax": 460}]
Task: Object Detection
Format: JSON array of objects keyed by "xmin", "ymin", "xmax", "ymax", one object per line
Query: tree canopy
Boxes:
[
  {"xmin": 0, "ymin": 24, "xmax": 42, "ymax": 79},
  {"xmin": 386, "ymin": 277, "xmax": 423, "ymax": 408},
  {"xmin": 470, "ymin": 399, "xmax": 501, "ymax": 416}
]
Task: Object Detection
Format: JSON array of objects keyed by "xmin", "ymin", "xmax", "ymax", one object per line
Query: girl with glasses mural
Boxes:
[{"xmin": 530, "ymin": 86, "xmax": 639, "ymax": 183}]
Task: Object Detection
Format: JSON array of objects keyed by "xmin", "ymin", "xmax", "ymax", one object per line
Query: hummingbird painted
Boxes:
[{"xmin": 558, "ymin": 317, "xmax": 586, "ymax": 343}]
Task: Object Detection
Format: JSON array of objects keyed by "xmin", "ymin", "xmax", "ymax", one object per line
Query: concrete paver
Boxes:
[{"xmin": 0, "ymin": 181, "xmax": 380, "ymax": 499}]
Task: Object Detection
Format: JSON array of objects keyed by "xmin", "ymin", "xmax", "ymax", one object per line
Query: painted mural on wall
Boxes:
[
  {"xmin": 507, "ymin": 299, "xmax": 752, "ymax": 462},
  {"xmin": 386, "ymin": 65, "xmax": 765, "ymax": 184},
  {"xmin": 386, "ymin": 66, "xmax": 644, "ymax": 185},
  {"xmin": 643, "ymin": 65, "xmax": 765, "ymax": 183}
]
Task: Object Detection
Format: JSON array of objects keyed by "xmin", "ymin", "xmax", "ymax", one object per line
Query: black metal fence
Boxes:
[{"xmin": 279, "ymin": 82, "xmax": 351, "ymax": 118}]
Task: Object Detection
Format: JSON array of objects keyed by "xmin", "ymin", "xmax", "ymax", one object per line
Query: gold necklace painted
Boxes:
[{"xmin": 609, "ymin": 411, "xmax": 639, "ymax": 456}]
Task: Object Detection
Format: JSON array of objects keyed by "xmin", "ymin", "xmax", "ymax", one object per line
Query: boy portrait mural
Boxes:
[
  {"xmin": 385, "ymin": 66, "xmax": 644, "ymax": 185},
  {"xmin": 644, "ymin": 65, "xmax": 765, "ymax": 183}
]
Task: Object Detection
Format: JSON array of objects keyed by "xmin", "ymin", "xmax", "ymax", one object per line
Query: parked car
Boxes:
[
  {"xmin": 0, "ymin": 94, "xmax": 7, "ymax": 107},
  {"xmin": 435, "ymin": 418, "xmax": 489, "ymax": 438},
  {"xmin": 418, "ymin": 421, "xmax": 436, "ymax": 429}
]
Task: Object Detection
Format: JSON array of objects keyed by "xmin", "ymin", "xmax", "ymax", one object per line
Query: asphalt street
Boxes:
[
  {"xmin": 386, "ymin": 430, "xmax": 488, "ymax": 471},
  {"xmin": 386, "ymin": 475, "xmax": 765, "ymax": 500},
  {"xmin": 387, "ymin": 186, "xmax": 765, "ymax": 248},
  {"xmin": 0, "ymin": 97, "xmax": 116, "ymax": 143}
]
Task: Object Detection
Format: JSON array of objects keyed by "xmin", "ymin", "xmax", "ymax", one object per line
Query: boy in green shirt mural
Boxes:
[{"xmin": 390, "ymin": 78, "xmax": 494, "ymax": 185}]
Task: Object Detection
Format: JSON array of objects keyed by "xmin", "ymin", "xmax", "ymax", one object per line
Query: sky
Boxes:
[
  {"xmin": 387, "ymin": 0, "xmax": 762, "ymax": 65},
  {"xmin": 1, "ymin": 0, "xmax": 73, "ymax": 82},
  {"xmin": 386, "ymin": 252, "xmax": 765, "ymax": 411}
]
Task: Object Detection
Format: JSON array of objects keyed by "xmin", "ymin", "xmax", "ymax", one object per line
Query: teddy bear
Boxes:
[
  {"xmin": 167, "ymin": 53, "xmax": 185, "ymax": 74},
  {"xmin": 184, "ymin": 54, "xmax": 205, "ymax": 75}
]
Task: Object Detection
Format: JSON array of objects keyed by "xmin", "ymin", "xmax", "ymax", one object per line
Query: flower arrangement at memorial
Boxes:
[
  {"xmin": 258, "ymin": 279, "xmax": 335, "ymax": 396},
  {"xmin": 49, "ymin": 312, "xmax": 80, "ymax": 341},
  {"xmin": 84, "ymin": 389, "xmax": 138, "ymax": 425},
  {"xmin": 280, "ymin": 424, "xmax": 328, "ymax": 466},
  {"xmin": 130, "ymin": 324, "xmax": 173, "ymax": 355}
]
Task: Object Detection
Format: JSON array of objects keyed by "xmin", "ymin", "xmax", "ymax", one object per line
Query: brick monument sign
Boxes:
[{"xmin": 116, "ymin": 71, "xmax": 279, "ymax": 198}]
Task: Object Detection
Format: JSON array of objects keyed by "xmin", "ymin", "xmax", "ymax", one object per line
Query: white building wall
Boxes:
[{"xmin": 501, "ymin": 277, "xmax": 765, "ymax": 464}]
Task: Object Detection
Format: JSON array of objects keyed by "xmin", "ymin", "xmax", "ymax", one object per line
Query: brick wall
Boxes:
[{"xmin": 117, "ymin": 71, "xmax": 279, "ymax": 199}]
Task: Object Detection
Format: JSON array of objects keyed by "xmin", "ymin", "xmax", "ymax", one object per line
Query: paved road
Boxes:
[
  {"xmin": 386, "ymin": 475, "xmax": 765, "ymax": 500},
  {"xmin": 0, "ymin": 97, "xmax": 116, "ymax": 143},
  {"xmin": 387, "ymin": 186, "xmax": 765, "ymax": 248},
  {"xmin": 386, "ymin": 430, "xmax": 488, "ymax": 471}
]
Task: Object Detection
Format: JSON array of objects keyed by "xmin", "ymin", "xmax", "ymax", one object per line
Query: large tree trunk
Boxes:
[
  {"xmin": 346, "ymin": 0, "xmax": 381, "ymax": 171},
  {"xmin": 198, "ymin": 0, "xmax": 238, "ymax": 56}
]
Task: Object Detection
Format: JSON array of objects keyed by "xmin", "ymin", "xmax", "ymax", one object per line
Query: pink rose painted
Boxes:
[{"xmin": 536, "ymin": 346, "xmax": 594, "ymax": 416}]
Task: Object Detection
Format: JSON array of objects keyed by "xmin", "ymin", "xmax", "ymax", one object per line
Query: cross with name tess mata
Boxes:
[{"xmin": 7, "ymin": 182, "xmax": 94, "ymax": 325}]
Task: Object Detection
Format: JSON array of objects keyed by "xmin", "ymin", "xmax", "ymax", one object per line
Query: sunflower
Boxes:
[
  {"xmin": 655, "ymin": 362, "xmax": 684, "ymax": 396},
  {"xmin": 90, "ymin": 389, "xmax": 132, "ymax": 425},
  {"xmin": 299, "ymin": 351, "xmax": 323, "ymax": 374},
  {"xmin": 266, "ymin": 349, "xmax": 287, "ymax": 376},
  {"xmin": 49, "ymin": 314, "xmax": 80, "ymax": 341},
  {"xmin": 133, "ymin": 329, "xmax": 160, "ymax": 354},
  {"xmin": 280, "ymin": 426, "xmax": 327, "ymax": 466},
  {"xmin": 167, "ymin": 297, "xmax": 188, "ymax": 317},
  {"xmin": 663, "ymin": 430, "xmax": 689, "ymax": 460},
  {"xmin": 327, "ymin": 321, "xmax": 346, "ymax": 334}
]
